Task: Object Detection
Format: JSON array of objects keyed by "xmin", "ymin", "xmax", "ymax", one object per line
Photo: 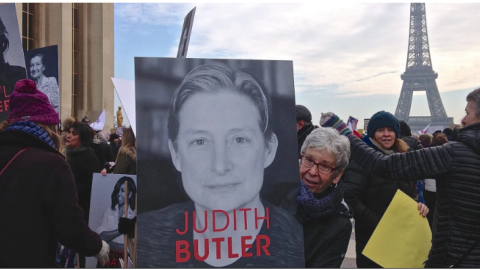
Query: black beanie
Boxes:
[
  {"xmin": 296, "ymin": 105, "xmax": 312, "ymax": 123},
  {"xmin": 367, "ymin": 111, "xmax": 400, "ymax": 137}
]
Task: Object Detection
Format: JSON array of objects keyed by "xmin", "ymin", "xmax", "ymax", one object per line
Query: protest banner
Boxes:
[
  {"xmin": 177, "ymin": 7, "xmax": 196, "ymax": 58},
  {"xmin": 363, "ymin": 190, "xmax": 432, "ymax": 268},
  {"xmin": 111, "ymin": 77, "xmax": 136, "ymax": 134},
  {"xmin": 135, "ymin": 58, "xmax": 304, "ymax": 267},
  {"xmin": 24, "ymin": 45, "xmax": 60, "ymax": 115},
  {"xmin": 87, "ymin": 173, "xmax": 137, "ymax": 268},
  {"xmin": 0, "ymin": 3, "xmax": 27, "ymax": 121},
  {"xmin": 90, "ymin": 109, "xmax": 106, "ymax": 131}
]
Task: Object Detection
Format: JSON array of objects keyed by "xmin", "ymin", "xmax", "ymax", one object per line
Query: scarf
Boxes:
[
  {"xmin": 65, "ymin": 146, "xmax": 90, "ymax": 162},
  {"xmin": 5, "ymin": 121, "xmax": 55, "ymax": 149},
  {"xmin": 297, "ymin": 178, "xmax": 344, "ymax": 220}
]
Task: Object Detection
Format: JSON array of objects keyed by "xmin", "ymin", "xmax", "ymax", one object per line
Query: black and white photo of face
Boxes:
[
  {"xmin": 30, "ymin": 55, "xmax": 45, "ymax": 80},
  {"xmin": 168, "ymin": 91, "xmax": 278, "ymax": 212}
]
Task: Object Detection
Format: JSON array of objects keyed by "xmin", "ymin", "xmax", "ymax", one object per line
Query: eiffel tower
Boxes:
[{"xmin": 394, "ymin": 3, "xmax": 453, "ymax": 132}]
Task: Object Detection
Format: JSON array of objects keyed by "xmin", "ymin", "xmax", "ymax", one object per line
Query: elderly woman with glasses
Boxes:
[{"xmin": 297, "ymin": 127, "xmax": 353, "ymax": 268}]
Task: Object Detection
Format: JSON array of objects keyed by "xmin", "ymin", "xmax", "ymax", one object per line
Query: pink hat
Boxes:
[{"xmin": 7, "ymin": 79, "xmax": 60, "ymax": 125}]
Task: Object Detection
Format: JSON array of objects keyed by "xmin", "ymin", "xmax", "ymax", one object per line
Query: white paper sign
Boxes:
[{"xmin": 90, "ymin": 109, "xmax": 105, "ymax": 131}]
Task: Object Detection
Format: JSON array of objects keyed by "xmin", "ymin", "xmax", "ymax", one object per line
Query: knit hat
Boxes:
[
  {"xmin": 7, "ymin": 79, "xmax": 60, "ymax": 125},
  {"xmin": 296, "ymin": 105, "xmax": 312, "ymax": 123},
  {"xmin": 367, "ymin": 111, "xmax": 400, "ymax": 137}
]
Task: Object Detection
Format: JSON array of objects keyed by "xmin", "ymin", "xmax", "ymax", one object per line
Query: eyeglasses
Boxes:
[{"xmin": 300, "ymin": 155, "xmax": 336, "ymax": 174}]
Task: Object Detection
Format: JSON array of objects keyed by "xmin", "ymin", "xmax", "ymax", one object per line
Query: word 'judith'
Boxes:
[{"xmin": 175, "ymin": 208, "xmax": 271, "ymax": 262}]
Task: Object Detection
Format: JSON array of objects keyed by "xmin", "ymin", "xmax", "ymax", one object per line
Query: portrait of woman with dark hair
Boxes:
[
  {"xmin": 95, "ymin": 176, "xmax": 136, "ymax": 267},
  {"xmin": 137, "ymin": 63, "xmax": 303, "ymax": 268},
  {"xmin": 0, "ymin": 16, "xmax": 26, "ymax": 97}
]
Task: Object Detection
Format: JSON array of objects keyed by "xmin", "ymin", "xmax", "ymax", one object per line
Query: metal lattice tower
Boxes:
[{"xmin": 394, "ymin": 3, "xmax": 453, "ymax": 131}]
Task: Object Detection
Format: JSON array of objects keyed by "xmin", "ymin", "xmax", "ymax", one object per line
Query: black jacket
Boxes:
[
  {"xmin": 342, "ymin": 136, "xmax": 414, "ymax": 267},
  {"xmin": 302, "ymin": 186, "xmax": 353, "ymax": 268},
  {"xmin": 347, "ymin": 122, "xmax": 480, "ymax": 268},
  {"xmin": 67, "ymin": 147, "xmax": 101, "ymax": 222},
  {"xmin": 0, "ymin": 130, "xmax": 101, "ymax": 267},
  {"xmin": 297, "ymin": 124, "xmax": 318, "ymax": 156}
]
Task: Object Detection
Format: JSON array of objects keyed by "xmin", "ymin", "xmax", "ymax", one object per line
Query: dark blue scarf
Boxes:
[
  {"xmin": 6, "ymin": 121, "xmax": 56, "ymax": 149},
  {"xmin": 297, "ymin": 178, "xmax": 344, "ymax": 220}
]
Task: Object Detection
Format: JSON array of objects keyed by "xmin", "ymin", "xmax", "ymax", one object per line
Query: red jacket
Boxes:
[{"xmin": 0, "ymin": 129, "xmax": 102, "ymax": 267}]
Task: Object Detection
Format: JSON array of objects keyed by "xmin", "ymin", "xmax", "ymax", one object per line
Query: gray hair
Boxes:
[
  {"xmin": 300, "ymin": 127, "xmax": 351, "ymax": 176},
  {"xmin": 466, "ymin": 87, "xmax": 480, "ymax": 117}
]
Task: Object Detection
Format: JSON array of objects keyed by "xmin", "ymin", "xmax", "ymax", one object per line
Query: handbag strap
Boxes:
[
  {"xmin": 450, "ymin": 235, "xmax": 480, "ymax": 268},
  {"xmin": 0, "ymin": 147, "xmax": 30, "ymax": 178}
]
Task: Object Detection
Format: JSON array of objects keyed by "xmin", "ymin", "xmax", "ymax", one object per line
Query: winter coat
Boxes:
[
  {"xmin": 113, "ymin": 147, "xmax": 136, "ymax": 175},
  {"xmin": 342, "ymin": 135, "xmax": 415, "ymax": 267},
  {"xmin": 0, "ymin": 130, "xmax": 102, "ymax": 268},
  {"xmin": 67, "ymin": 147, "xmax": 102, "ymax": 222},
  {"xmin": 347, "ymin": 122, "xmax": 480, "ymax": 268},
  {"xmin": 303, "ymin": 190, "xmax": 352, "ymax": 268}
]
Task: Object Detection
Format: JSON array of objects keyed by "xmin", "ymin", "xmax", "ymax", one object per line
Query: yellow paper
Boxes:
[{"xmin": 362, "ymin": 190, "xmax": 432, "ymax": 268}]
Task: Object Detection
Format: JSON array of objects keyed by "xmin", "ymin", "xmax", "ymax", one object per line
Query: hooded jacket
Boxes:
[
  {"xmin": 347, "ymin": 122, "xmax": 480, "ymax": 268},
  {"xmin": 0, "ymin": 130, "xmax": 102, "ymax": 267}
]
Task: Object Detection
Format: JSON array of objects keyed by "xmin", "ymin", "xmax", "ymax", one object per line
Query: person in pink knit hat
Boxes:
[{"xmin": 0, "ymin": 79, "xmax": 109, "ymax": 267}]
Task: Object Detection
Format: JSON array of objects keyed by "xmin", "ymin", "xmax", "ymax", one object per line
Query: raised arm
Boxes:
[{"xmin": 347, "ymin": 134, "xmax": 453, "ymax": 181}]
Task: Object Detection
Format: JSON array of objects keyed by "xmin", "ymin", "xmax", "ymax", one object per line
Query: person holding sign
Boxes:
[
  {"xmin": 96, "ymin": 177, "xmax": 136, "ymax": 267},
  {"xmin": 0, "ymin": 79, "xmax": 109, "ymax": 267},
  {"xmin": 297, "ymin": 127, "xmax": 353, "ymax": 268},
  {"xmin": 137, "ymin": 64, "xmax": 303, "ymax": 267},
  {"xmin": 319, "ymin": 88, "xmax": 480, "ymax": 268}
]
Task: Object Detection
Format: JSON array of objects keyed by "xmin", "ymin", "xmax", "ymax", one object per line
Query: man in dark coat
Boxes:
[
  {"xmin": 296, "ymin": 104, "xmax": 318, "ymax": 156},
  {"xmin": 320, "ymin": 87, "xmax": 480, "ymax": 268}
]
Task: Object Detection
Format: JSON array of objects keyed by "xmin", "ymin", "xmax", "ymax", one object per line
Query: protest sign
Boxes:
[
  {"xmin": 90, "ymin": 110, "xmax": 105, "ymax": 131},
  {"xmin": 0, "ymin": 3, "xmax": 27, "ymax": 121},
  {"xmin": 87, "ymin": 173, "xmax": 137, "ymax": 268},
  {"xmin": 135, "ymin": 58, "xmax": 304, "ymax": 267},
  {"xmin": 177, "ymin": 7, "xmax": 196, "ymax": 58},
  {"xmin": 111, "ymin": 77, "xmax": 136, "ymax": 134},
  {"xmin": 363, "ymin": 190, "xmax": 432, "ymax": 268},
  {"xmin": 24, "ymin": 45, "xmax": 60, "ymax": 115}
]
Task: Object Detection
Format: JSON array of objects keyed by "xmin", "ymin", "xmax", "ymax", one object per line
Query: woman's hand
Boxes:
[
  {"xmin": 417, "ymin": 202, "xmax": 429, "ymax": 217},
  {"xmin": 101, "ymin": 169, "xmax": 107, "ymax": 176}
]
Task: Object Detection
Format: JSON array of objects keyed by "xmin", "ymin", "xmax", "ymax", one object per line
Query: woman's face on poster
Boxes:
[
  {"xmin": 117, "ymin": 183, "xmax": 132, "ymax": 206},
  {"xmin": 30, "ymin": 56, "xmax": 45, "ymax": 80},
  {"xmin": 169, "ymin": 91, "xmax": 278, "ymax": 212}
]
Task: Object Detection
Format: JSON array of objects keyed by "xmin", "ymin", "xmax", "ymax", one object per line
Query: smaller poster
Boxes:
[
  {"xmin": 24, "ymin": 45, "xmax": 60, "ymax": 114},
  {"xmin": 91, "ymin": 110, "xmax": 106, "ymax": 131},
  {"xmin": 0, "ymin": 3, "xmax": 27, "ymax": 121},
  {"xmin": 176, "ymin": 7, "xmax": 196, "ymax": 58},
  {"xmin": 87, "ymin": 173, "xmax": 137, "ymax": 268}
]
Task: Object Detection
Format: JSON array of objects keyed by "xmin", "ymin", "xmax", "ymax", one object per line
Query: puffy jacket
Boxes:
[
  {"xmin": 342, "ymin": 136, "xmax": 414, "ymax": 267},
  {"xmin": 347, "ymin": 122, "xmax": 480, "ymax": 268},
  {"xmin": 0, "ymin": 130, "xmax": 102, "ymax": 267}
]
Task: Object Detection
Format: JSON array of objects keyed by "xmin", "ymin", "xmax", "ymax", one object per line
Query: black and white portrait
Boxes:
[
  {"xmin": 0, "ymin": 3, "xmax": 27, "ymax": 121},
  {"xmin": 135, "ymin": 58, "xmax": 304, "ymax": 268},
  {"xmin": 24, "ymin": 45, "xmax": 60, "ymax": 114},
  {"xmin": 87, "ymin": 174, "xmax": 137, "ymax": 268}
]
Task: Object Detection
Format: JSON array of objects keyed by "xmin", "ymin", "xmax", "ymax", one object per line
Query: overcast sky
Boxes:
[{"xmin": 114, "ymin": 3, "xmax": 480, "ymax": 130}]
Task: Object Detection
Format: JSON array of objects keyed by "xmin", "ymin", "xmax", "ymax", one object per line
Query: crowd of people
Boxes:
[{"xmin": 1, "ymin": 77, "xmax": 480, "ymax": 268}]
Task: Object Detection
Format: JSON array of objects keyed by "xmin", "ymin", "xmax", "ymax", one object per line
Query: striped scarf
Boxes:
[{"xmin": 5, "ymin": 121, "xmax": 55, "ymax": 149}]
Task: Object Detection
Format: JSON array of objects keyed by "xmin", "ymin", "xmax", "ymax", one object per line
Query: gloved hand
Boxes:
[
  {"xmin": 118, "ymin": 216, "xmax": 136, "ymax": 235},
  {"xmin": 319, "ymin": 112, "xmax": 352, "ymax": 135},
  {"xmin": 94, "ymin": 240, "xmax": 110, "ymax": 266}
]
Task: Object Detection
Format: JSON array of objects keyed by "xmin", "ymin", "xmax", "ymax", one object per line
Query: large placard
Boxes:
[
  {"xmin": 0, "ymin": 3, "xmax": 27, "ymax": 121},
  {"xmin": 87, "ymin": 173, "xmax": 137, "ymax": 268},
  {"xmin": 135, "ymin": 58, "xmax": 304, "ymax": 267},
  {"xmin": 24, "ymin": 45, "xmax": 60, "ymax": 115}
]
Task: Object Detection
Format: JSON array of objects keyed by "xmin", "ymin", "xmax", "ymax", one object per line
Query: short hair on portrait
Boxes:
[
  {"xmin": 300, "ymin": 127, "xmax": 350, "ymax": 177},
  {"xmin": 466, "ymin": 87, "xmax": 480, "ymax": 117},
  {"xmin": 31, "ymin": 53, "xmax": 45, "ymax": 65},
  {"xmin": 111, "ymin": 176, "xmax": 136, "ymax": 211},
  {"xmin": 70, "ymin": 121, "xmax": 94, "ymax": 147},
  {"xmin": 167, "ymin": 64, "xmax": 273, "ymax": 148}
]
